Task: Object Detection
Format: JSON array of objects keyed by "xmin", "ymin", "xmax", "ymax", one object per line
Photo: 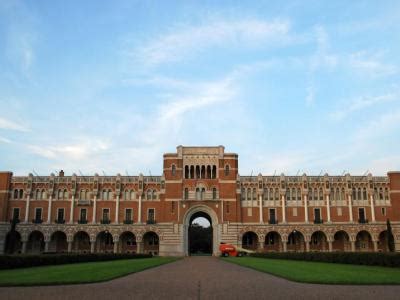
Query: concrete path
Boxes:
[{"xmin": 1, "ymin": 257, "xmax": 400, "ymax": 300}]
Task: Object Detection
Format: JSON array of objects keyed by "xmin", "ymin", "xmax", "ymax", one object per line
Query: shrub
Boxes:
[
  {"xmin": 250, "ymin": 252, "xmax": 400, "ymax": 268},
  {"xmin": 0, "ymin": 253, "xmax": 152, "ymax": 270}
]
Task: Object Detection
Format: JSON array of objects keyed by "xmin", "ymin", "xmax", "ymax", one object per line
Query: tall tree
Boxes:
[{"xmin": 387, "ymin": 219, "xmax": 395, "ymax": 252}]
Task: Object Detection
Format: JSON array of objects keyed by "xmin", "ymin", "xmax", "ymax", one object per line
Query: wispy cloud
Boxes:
[
  {"xmin": 0, "ymin": 136, "xmax": 11, "ymax": 143},
  {"xmin": 130, "ymin": 19, "xmax": 291, "ymax": 66},
  {"xmin": 349, "ymin": 51, "xmax": 398, "ymax": 77},
  {"xmin": 356, "ymin": 109, "xmax": 400, "ymax": 140},
  {"xmin": 0, "ymin": 117, "xmax": 29, "ymax": 132},
  {"xmin": 330, "ymin": 92, "xmax": 398, "ymax": 120}
]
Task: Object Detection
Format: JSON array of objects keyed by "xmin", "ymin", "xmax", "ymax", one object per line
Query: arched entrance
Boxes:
[
  {"xmin": 188, "ymin": 211, "xmax": 212, "ymax": 255},
  {"xmin": 143, "ymin": 231, "xmax": 159, "ymax": 255},
  {"xmin": 242, "ymin": 231, "xmax": 258, "ymax": 251},
  {"xmin": 183, "ymin": 205, "xmax": 219, "ymax": 256}
]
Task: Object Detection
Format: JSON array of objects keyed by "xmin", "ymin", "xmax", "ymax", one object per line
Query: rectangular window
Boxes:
[
  {"xmin": 358, "ymin": 207, "xmax": 366, "ymax": 223},
  {"xmin": 125, "ymin": 208, "xmax": 132, "ymax": 221},
  {"xmin": 226, "ymin": 202, "xmax": 230, "ymax": 214},
  {"xmin": 247, "ymin": 207, "xmax": 252, "ymax": 217},
  {"xmin": 171, "ymin": 201, "xmax": 175, "ymax": 213},
  {"xmin": 103, "ymin": 208, "xmax": 110, "ymax": 221},
  {"xmin": 337, "ymin": 207, "xmax": 342, "ymax": 216},
  {"xmin": 293, "ymin": 207, "xmax": 298, "ymax": 217},
  {"xmin": 57, "ymin": 208, "xmax": 65, "ymax": 221},
  {"xmin": 12, "ymin": 207, "xmax": 20, "ymax": 221},
  {"xmin": 148, "ymin": 208, "xmax": 155, "ymax": 222},
  {"xmin": 314, "ymin": 208, "xmax": 321, "ymax": 222},
  {"xmin": 80, "ymin": 208, "xmax": 87, "ymax": 221},
  {"xmin": 381, "ymin": 207, "xmax": 386, "ymax": 215},
  {"xmin": 35, "ymin": 208, "xmax": 42, "ymax": 221},
  {"xmin": 269, "ymin": 208, "xmax": 276, "ymax": 222}
]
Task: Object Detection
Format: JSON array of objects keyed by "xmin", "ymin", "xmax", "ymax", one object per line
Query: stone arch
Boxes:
[
  {"xmin": 27, "ymin": 230, "xmax": 45, "ymax": 254},
  {"xmin": 378, "ymin": 230, "xmax": 389, "ymax": 252},
  {"xmin": 73, "ymin": 230, "xmax": 91, "ymax": 253},
  {"xmin": 119, "ymin": 231, "xmax": 137, "ymax": 253},
  {"xmin": 333, "ymin": 230, "xmax": 351, "ymax": 251},
  {"xmin": 4, "ymin": 230, "xmax": 22, "ymax": 254},
  {"xmin": 287, "ymin": 230, "xmax": 305, "ymax": 252},
  {"xmin": 143, "ymin": 231, "xmax": 159, "ymax": 255},
  {"xmin": 182, "ymin": 204, "xmax": 219, "ymax": 256},
  {"xmin": 356, "ymin": 230, "xmax": 373, "ymax": 252},
  {"xmin": 242, "ymin": 231, "xmax": 258, "ymax": 250},
  {"xmin": 265, "ymin": 231, "xmax": 282, "ymax": 252},
  {"xmin": 50, "ymin": 231, "xmax": 68, "ymax": 253},
  {"xmin": 310, "ymin": 231, "xmax": 328, "ymax": 251},
  {"xmin": 96, "ymin": 231, "xmax": 114, "ymax": 253}
]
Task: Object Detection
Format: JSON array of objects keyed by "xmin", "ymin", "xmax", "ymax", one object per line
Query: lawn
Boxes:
[
  {"xmin": 223, "ymin": 257, "xmax": 400, "ymax": 284},
  {"xmin": 0, "ymin": 257, "xmax": 178, "ymax": 286}
]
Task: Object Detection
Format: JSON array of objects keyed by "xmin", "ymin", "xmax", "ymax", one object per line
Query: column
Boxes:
[
  {"xmin": 259, "ymin": 195, "xmax": 263, "ymax": 224},
  {"xmin": 24, "ymin": 195, "xmax": 30, "ymax": 223},
  {"xmin": 281, "ymin": 194, "xmax": 286, "ymax": 223},
  {"xmin": 44, "ymin": 241, "xmax": 50, "ymax": 253},
  {"xmin": 305, "ymin": 241, "xmax": 310, "ymax": 252},
  {"xmin": 47, "ymin": 196, "xmax": 52, "ymax": 223},
  {"xmin": 70, "ymin": 195, "xmax": 75, "ymax": 224},
  {"xmin": 138, "ymin": 194, "xmax": 142, "ymax": 223},
  {"xmin": 328, "ymin": 241, "xmax": 333, "ymax": 252},
  {"xmin": 282, "ymin": 241, "xmax": 288, "ymax": 252},
  {"xmin": 115, "ymin": 195, "xmax": 120, "ymax": 224},
  {"xmin": 326, "ymin": 194, "xmax": 331, "ymax": 223},
  {"xmin": 348, "ymin": 194, "xmax": 353, "ymax": 222},
  {"xmin": 67, "ymin": 241, "xmax": 73, "ymax": 253},
  {"xmin": 373, "ymin": 240, "xmax": 378, "ymax": 252},
  {"xmin": 370, "ymin": 194, "xmax": 376, "ymax": 222},
  {"xmin": 90, "ymin": 241, "xmax": 95, "ymax": 253},
  {"xmin": 113, "ymin": 240, "xmax": 119, "ymax": 254},
  {"xmin": 304, "ymin": 194, "xmax": 308, "ymax": 223},
  {"xmin": 21, "ymin": 241, "xmax": 27, "ymax": 254},
  {"xmin": 350, "ymin": 240, "xmax": 356, "ymax": 252},
  {"xmin": 92, "ymin": 196, "xmax": 97, "ymax": 223},
  {"xmin": 221, "ymin": 200, "xmax": 224, "ymax": 223},
  {"xmin": 136, "ymin": 236, "xmax": 143, "ymax": 254}
]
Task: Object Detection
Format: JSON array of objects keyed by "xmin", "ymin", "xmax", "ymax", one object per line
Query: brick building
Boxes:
[{"xmin": 1, "ymin": 146, "xmax": 399, "ymax": 256}]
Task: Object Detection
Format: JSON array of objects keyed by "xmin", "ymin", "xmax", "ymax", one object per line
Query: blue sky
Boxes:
[{"xmin": 0, "ymin": 0, "xmax": 399, "ymax": 176}]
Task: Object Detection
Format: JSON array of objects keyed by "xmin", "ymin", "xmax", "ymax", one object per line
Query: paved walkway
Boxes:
[{"xmin": 1, "ymin": 257, "xmax": 400, "ymax": 300}]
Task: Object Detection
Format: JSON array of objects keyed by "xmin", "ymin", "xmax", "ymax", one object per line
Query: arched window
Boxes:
[
  {"xmin": 196, "ymin": 188, "xmax": 201, "ymax": 200},
  {"xmin": 385, "ymin": 188, "xmax": 389, "ymax": 200},
  {"xmin": 335, "ymin": 187, "xmax": 340, "ymax": 200},
  {"xmin": 253, "ymin": 188, "xmax": 257, "ymax": 200},
  {"xmin": 58, "ymin": 189, "xmax": 63, "ymax": 199},
  {"xmin": 102, "ymin": 189, "xmax": 107, "ymax": 200},
  {"xmin": 171, "ymin": 164, "xmax": 176, "ymax": 176},
  {"xmin": 212, "ymin": 188, "xmax": 217, "ymax": 200},
  {"xmin": 42, "ymin": 189, "xmax": 47, "ymax": 200},
  {"xmin": 275, "ymin": 189, "xmax": 279, "ymax": 201},
  {"xmin": 190, "ymin": 166, "xmax": 195, "ymax": 179},
  {"xmin": 63, "ymin": 189, "xmax": 68, "ymax": 199},
  {"xmin": 319, "ymin": 188, "xmax": 323, "ymax": 201},
  {"xmin": 130, "ymin": 190, "xmax": 135, "ymax": 200},
  {"xmin": 201, "ymin": 188, "xmax": 205, "ymax": 200},
  {"xmin": 19, "ymin": 189, "xmax": 23, "ymax": 199},
  {"xmin": 80, "ymin": 190, "xmax": 85, "ymax": 200},
  {"xmin": 292, "ymin": 188, "xmax": 296, "ymax": 201},
  {"xmin": 36, "ymin": 189, "xmax": 40, "ymax": 200},
  {"xmin": 247, "ymin": 188, "xmax": 251, "ymax": 201},
  {"xmin": 379, "ymin": 188, "xmax": 384, "ymax": 200},
  {"xmin": 286, "ymin": 189, "xmax": 290, "ymax": 201},
  {"xmin": 352, "ymin": 188, "xmax": 357, "ymax": 200},
  {"xmin": 108, "ymin": 189, "xmax": 112, "ymax": 200},
  {"xmin": 363, "ymin": 188, "xmax": 367, "ymax": 200},
  {"xmin": 330, "ymin": 188, "xmax": 334, "ymax": 200},
  {"xmin": 224, "ymin": 165, "xmax": 230, "ymax": 176},
  {"xmin": 152, "ymin": 190, "xmax": 157, "ymax": 200},
  {"xmin": 241, "ymin": 188, "xmax": 245, "ymax": 201},
  {"xmin": 85, "ymin": 190, "xmax": 89, "ymax": 200},
  {"xmin": 13, "ymin": 189, "xmax": 18, "ymax": 199},
  {"xmin": 297, "ymin": 188, "xmax": 302, "ymax": 201},
  {"xmin": 124, "ymin": 190, "xmax": 129, "ymax": 200},
  {"xmin": 206, "ymin": 165, "xmax": 211, "ymax": 179},
  {"xmin": 147, "ymin": 189, "xmax": 152, "ymax": 200},
  {"xmin": 357, "ymin": 188, "xmax": 362, "ymax": 200},
  {"xmin": 269, "ymin": 188, "xmax": 274, "ymax": 200},
  {"xmin": 185, "ymin": 166, "xmax": 189, "ymax": 179},
  {"xmin": 212, "ymin": 165, "xmax": 217, "ymax": 179},
  {"xmin": 196, "ymin": 166, "xmax": 200, "ymax": 179},
  {"xmin": 313, "ymin": 188, "xmax": 318, "ymax": 201},
  {"xmin": 201, "ymin": 165, "xmax": 205, "ymax": 178},
  {"xmin": 184, "ymin": 188, "xmax": 189, "ymax": 200}
]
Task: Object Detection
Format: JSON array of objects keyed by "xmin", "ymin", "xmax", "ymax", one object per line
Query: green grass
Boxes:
[
  {"xmin": 223, "ymin": 257, "xmax": 400, "ymax": 284},
  {"xmin": 0, "ymin": 257, "xmax": 178, "ymax": 286}
]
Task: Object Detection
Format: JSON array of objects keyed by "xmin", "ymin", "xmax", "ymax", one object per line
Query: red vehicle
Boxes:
[{"xmin": 219, "ymin": 242, "xmax": 255, "ymax": 257}]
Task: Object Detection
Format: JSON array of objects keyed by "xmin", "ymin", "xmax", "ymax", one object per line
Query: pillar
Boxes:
[
  {"xmin": 221, "ymin": 200, "xmax": 224, "ymax": 223},
  {"xmin": 138, "ymin": 195, "xmax": 142, "ymax": 223},
  {"xmin": 44, "ymin": 241, "xmax": 50, "ymax": 253},
  {"xmin": 47, "ymin": 196, "xmax": 52, "ymax": 223},
  {"xmin": 304, "ymin": 195, "xmax": 308, "ymax": 223},
  {"xmin": 21, "ymin": 241, "xmax": 27, "ymax": 254},
  {"xmin": 137, "ymin": 241, "xmax": 143, "ymax": 254},
  {"xmin": 305, "ymin": 241, "xmax": 310, "ymax": 252},
  {"xmin": 351, "ymin": 240, "xmax": 356, "ymax": 252},
  {"xmin": 115, "ymin": 195, "xmax": 120, "ymax": 224},
  {"xmin": 283, "ymin": 241, "xmax": 288, "ymax": 252},
  {"xmin": 24, "ymin": 195, "xmax": 30, "ymax": 223},
  {"xmin": 370, "ymin": 194, "xmax": 376, "ymax": 222},
  {"xmin": 348, "ymin": 194, "xmax": 353, "ymax": 222},
  {"xmin": 259, "ymin": 195, "xmax": 263, "ymax": 224},
  {"xmin": 328, "ymin": 241, "xmax": 333, "ymax": 252},
  {"xmin": 90, "ymin": 241, "xmax": 95, "ymax": 253},
  {"xmin": 281, "ymin": 194, "xmax": 286, "ymax": 223},
  {"xmin": 113, "ymin": 241, "xmax": 119, "ymax": 254},
  {"xmin": 67, "ymin": 241, "xmax": 72, "ymax": 253},
  {"xmin": 70, "ymin": 195, "xmax": 75, "ymax": 224},
  {"xmin": 373, "ymin": 240, "xmax": 378, "ymax": 252},
  {"xmin": 326, "ymin": 194, "xmax": 331, "ymax": 223},
  {"xmin": 92, "ymin": 196, "xmax": 97, "ymax": 223}
]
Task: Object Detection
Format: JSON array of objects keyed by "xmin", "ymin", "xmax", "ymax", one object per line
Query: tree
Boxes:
[{"xmin": 387, "ymin": 219, "xmax": 395, "ymax": 252}]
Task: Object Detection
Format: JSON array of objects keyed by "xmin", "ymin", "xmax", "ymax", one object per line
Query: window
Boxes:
[
  {"xmin": 35, "ymin": 208, "xmax": 42, "ymax": 221},
  {"xmin": 42, "ymin": 189, "xmax": 47, "ymax": 200},
  {"xmin": 357, "ymin": 188, "xmax": 362, "ymax": 200},
  {"xmin": 352, "ymin": 188, "xmax": 357, "ymax": 200},
  {"xmin": 297, "ymin": 188, "xmax": 301, "ymax": 201},
  {"xmin": 363, "ymin": 188, "xmax": 367, "ymax": 200},
  {"xmin": 269, "ymin": 209, "xmax": 276, "ymax": 222},
  {"xmin": 319, "ymin": 188, "xmax": 323, "ymax": 201},
  {"xmin": 102, "ymin": 209, "xmax": 110, "ymax": 221},
  {"xmin": 58, "ymin": 189, "xmax": 63, "ymax": 199},
  {"xmin": 224, "ymin": 165, "xmax": 230, "ymax": 176},
  {"xmin": 12, "ymin": 208, "xmax": 20, "ymax": 221},
  {"xmin": 171, "ymin": 201, "xmax": 175, "ymax": 213},
  {"xmin": 201, "ymin": 188, "xmax": 205, "ymax": 200},
  {"xmin": 292, "ymin": 188, "xmax": 296, "ymax": 201},
  {"xmin": 19, "ymin": 189, "xmax": 23, "ymax": 199},
  {"xmin": 358, "ymin": 207, "xmax": 366, "ymax": 222},
  {"xmin": 212, "ymin": 188, "xmax": 217, "ymax": 200},
  {"xmin": 80, "ymin": 190, "xmax": 85, "ymax": 200},
  {"xmin": 381, "ymin": 207, "xmax": 386, "ymax": 215},
  {"xmin": 152, "ymin": 190, "xmax": 157, "ymax": 200},
  {"xmin": 13, "ymin": 189, "xmax": 18, "ymax": 199},
  {"xmin": 379, "ymin": 188, "xmax": 384, "ymax": 200},
  {"xmin": 184, "ymin": 188, "xmax": 189, "ymax": 200},
  {"xmin": 171, "ymin": 164, "xmax": 176, "ymax": 176},
  {"xmin": 57, "ymin": 208, "xmax": 65, "ymax": 222},
  {"xmin": 385, "ymin": 188, "xmax": 389, "ymax": 200},
  {"xmin": 184, "ymin": 166, "xmax": 189, "ymax": 179},
  {"xmin": 80, "ymin": 209, "xmax": 87, "ymax": 221},
  {"xmin": 63, "ymin": 189, "xmax": 68, "ymax": 199},
  {"xmin": 102, "ymin": 190, "xmax": 108, "ymax": 200},
  {"xmin": 314, "ymin": 208, "xmax": 321, "ymax": 222},
  {"xmin": 247, "ymin": 188, "xmax": 251, "ymax": 201},
  {"xmin": 274, "ymin": 189, "xmax": 279, "ymax": 201},
  {"xmin": 35, "ymin": 189, "xmax": 40, "ymax": 200},
  {"xmin": 196, "ymin": 188, "xmax": 201, "ymax": 200},
  {"xmin": 252, "ymin": 188, "xmax": 257, "ymax": 200},
  {"xmin": 130, "ymin": 190, "xmax": 135, "ymax": 200},
  {"xmin": 147, "ymin": 189, "xmax": 152, "ymax": 200},
  {"xmin": 148, "ymin": 208, "xmax": 155, "ymax": 222},
  {"xmin": 125, "ymin": 208, "xmax": 133, "ymax": 221},
  {"xmin": 124, "ymin": 190, "xmax": 129, "ymax": 200}
]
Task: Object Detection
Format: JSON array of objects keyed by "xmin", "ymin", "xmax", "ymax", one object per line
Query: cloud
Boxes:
[
  {"xmin": 356, "ymin": 109, "xmax": 400, "ymax": 140},
  {"xmin": 0, "ymin": 136, "xmax": 11, "ymax": 143},
  {"xmin": 305, "ymin": 81, "xmax": 316, "ymax": 106},
  {"xmin": 310, "ymin": 25, "xmax": 338, "ymax": 72},
  {"xmin": 330, "ymin": 92, "xmax": 398, "ymax": 120},
  {"xmin": 130, "ymin": 19, "xmax": 291, "ymax": 66},
  {"xmin": 0, "ymin": 117, "xmax": 29, "ymax": 132},
  {"xmin": 349, "ymin": 51, "xmax": 398, "ymax": 77}
]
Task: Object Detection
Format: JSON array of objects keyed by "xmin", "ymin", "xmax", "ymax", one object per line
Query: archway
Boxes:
[
  {"xmin": 356, "ymin": 230, "xmax": 373, "ymax": 252},
  {"xmin": 378, "ymin": 230, "xmax": 389, "ymax": 252},
  {"xmin": 27, "ymin": 231, "xmax": 45, "ymax": 254},
  {"xmin": 188, "ymin": 211, "xmax": 212, "ymax": 255},
  {"xmin": 50, "ymin": 231, "xmax": 68, "ymax": 253},
  {"xmin": 242, "ymin": 231, "xmax": 258, "ymax": 250},
  {"xmin": 287, "ymin": 230, "xmax": 305, "ymax": 252},
  {"xmin": 143, "ymin": 231, "xmax": 159, "ymax": 255},
  {"xmin": 73, "ymin": 231, "xmax": 90, "ymax": 253},
  {"xmin": 120, "ymin": 231, "xmax": 137, "ymax": 253},
  {"xmin": 96, "ymin": 231, "xmax": 114, "ymax": 253},
  {"xmin": 310, "ymin": 231, "xmax": 328, "ymax": 251},
  {"xmin": 4, "ymin": 231, "xmax": 22, "ymax": 254},
  {"xmin": 265, "ymin": 231, "xmax": 282, "ymax": 252},
  {"xmin": 333, "ymin": 230, "xmax": 350, "ymax": 251}
]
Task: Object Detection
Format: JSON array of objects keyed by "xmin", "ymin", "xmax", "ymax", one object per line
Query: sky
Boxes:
[{"xmin": 0, "ymin": 0, "xmax": 400, "ymax": 176}]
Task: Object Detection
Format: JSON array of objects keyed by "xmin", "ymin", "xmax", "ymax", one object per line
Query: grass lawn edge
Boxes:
[{"xmin": 0, "ymin": 257, "xmax": 180, "ymax": 287}]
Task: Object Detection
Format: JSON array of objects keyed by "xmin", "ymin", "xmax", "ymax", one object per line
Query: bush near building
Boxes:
[
  {"xmin": 250, "ymin": 252, "xmax": 400, "ymax": 267},
  {"xmin": 0, "ymin": 253, "xmax": 151, "ymax": 270}
]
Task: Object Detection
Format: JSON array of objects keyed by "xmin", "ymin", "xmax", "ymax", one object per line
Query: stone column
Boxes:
[
  {"xmin": 350, "ymin": 240, "xmax": 356, "ymax": 252},
  {"xmin": 305, "ymin": 241, "xmax": 310, "ymax": 252},
  {"xmin": 67, "ymin": 241, "xmax": 73, "ymax": 253},
  {"xmin": 304, "ymin": 195, "xmax": 308, "ymax": 223},
  {"xmin": 373, "ymin": 240, "xmax": 378, "ymax": 252},
  {"xmin": 90, "ymin": 241, "xmax": 95, "ymax": 253},
  {"xmin": 113, "ymin": 241, "xmax": 119, "ymax": 254},
  {"xmin": 47, "ymin": 196, "xmax": 52, "ymax": 223},
  {"xmin": 70, "ymin": 195, "xmax": 75, "ymax": 224},
  {"xmin": 92, "ymin": 196, "xmax": 97, "ymax": 223},
  {"xmin": 259, "ymin": 195, "xmax": 263, "ymax": 224},
  {"xmin": 138, "ymin": 195, "xmax": 142, "ymax": 223},
  {"xmin": 282, "ymin": 241, "xmax": 288, "ymax": 252},
  {"xmin": 348, "ymin": 194, "xmax": 353, "ymax": 222},
  {"xmin": 281, "ymin": 194, "xmax": 286, "ymax": 223},
  {"xmin": 21, "ymin": 241, "xmax": 27, "ymax": 254},
  {"xmin": 115, "ymin": 195, "xmax": 120, "ymax": 224},
  {"xmin": 136, "ymin": 236, "xmax": 143, "ymax": 254},
  {"xmin": 44, "ymin": 241, "xmax": 50, "ymax": 253},
  {"xmin": 370, "ymin": 194, "xmax": 376, "ymax": 222},
  {"xmin": 24, "ymin": 195, "xmax": 30, "ymax": 223},
  {"xmin": 326, "ymin": 194, "xmax": 331, "ymax": 223},
  {"xmin": 221, "ymin": 200, "xmax": 224, "ymax": 223},
  {"xmin": 328, "ymin": 241, "xmax": 333, "ymax": 252}
]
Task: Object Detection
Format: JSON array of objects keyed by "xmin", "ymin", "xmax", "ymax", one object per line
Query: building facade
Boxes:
[{"xmin": 1, "ymin": 146, "xmax": 400, "ymax": 256}]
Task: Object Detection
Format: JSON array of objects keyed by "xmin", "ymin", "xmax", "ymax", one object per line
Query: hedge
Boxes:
[
  {"xmin": 250, "ymin": 252, "xmax": 400, "ymax": 268},
  {"xmin": 0, "ymin": 253, "xmax": 152, "ymax": 270}
]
